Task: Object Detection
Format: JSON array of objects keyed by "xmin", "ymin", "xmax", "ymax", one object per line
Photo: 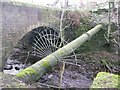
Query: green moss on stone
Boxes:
[{"xmin": 91, "ymin": 72, "xmax": 120, "ymax": 88}]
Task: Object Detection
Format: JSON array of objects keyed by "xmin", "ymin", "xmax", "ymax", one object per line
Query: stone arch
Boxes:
[{"xmin": 3, "ymin": 26, "xmax": 62, "ymax": 75}]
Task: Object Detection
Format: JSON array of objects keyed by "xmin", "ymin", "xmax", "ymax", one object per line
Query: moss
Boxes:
[
  {"xmin": 91, "ymin": 72, "xmax": 120, "ymax": 88},
  {"xmin": 40, "ymin": 58, "xmax": 52, "ymax": 70},
  {"xmin": 16, "ymin": 67, "xmax": 39, "ymax": 81}
]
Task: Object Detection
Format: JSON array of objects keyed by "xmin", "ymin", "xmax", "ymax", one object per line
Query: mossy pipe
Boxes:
[{"xmin": 16, "ymin": 24, "xmax": 102, "ymax": 82}]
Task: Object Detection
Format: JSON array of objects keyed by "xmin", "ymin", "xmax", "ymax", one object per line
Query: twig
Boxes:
[
  {"xmin": 59, "ymin": 8, "xmax": 66, "ymax": 89},
  {"xmin": 59, "ymin": 60, "xmax": 82, "ymax": 67},
  {"xmin": 60, "ymin": 9, "xmax": 65, "ymax": 40},
  {"xmin": 104, "ymin": 34, "xmax": 109, "ymax": 42},
  {"xmin": 59, "ymin": 61, "xmax": 65, "ymax": 89},
  {"xmin": 37, "ymin": 82, "xmax": 59, "ymax": 88},
  {"xmin": 101, "ymin": 59, "xmax": 112, "ymax": 72},
  {"xmin": 24, "ymin": 52, "xmax": 30, "ymax": 65},
  {"xmin": 61, "ymin": 21, "xmax": 73, "ymax": 31}
]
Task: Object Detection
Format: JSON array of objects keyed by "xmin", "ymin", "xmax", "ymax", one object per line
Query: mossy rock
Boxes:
[{"xmin": 91, "ymin": 72, "xmax": 120, "ymax": 88}]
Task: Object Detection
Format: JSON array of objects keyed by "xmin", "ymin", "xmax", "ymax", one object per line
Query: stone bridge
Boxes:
[
  {"xmin": 1, "ymin": 1, "xmax": 63, "ymax": 71},
  {"xmin": 1, "ymin": 0, "xmax": 83, "ymax": 72}
]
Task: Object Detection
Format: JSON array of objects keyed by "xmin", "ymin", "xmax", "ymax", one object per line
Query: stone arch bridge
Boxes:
[{"xmin": 1, "ymin": 1, "xmax": 80, "ymax": 71}]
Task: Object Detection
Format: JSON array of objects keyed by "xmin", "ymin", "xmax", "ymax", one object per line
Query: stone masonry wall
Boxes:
[{"xmin": 1, "ymin": 1, "xmax": 61, "ymax": 71}]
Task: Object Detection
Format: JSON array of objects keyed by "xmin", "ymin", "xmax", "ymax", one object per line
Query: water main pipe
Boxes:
[{"xmin": 16, "ymin": 24, "xmax": 102, "ymax": 82}]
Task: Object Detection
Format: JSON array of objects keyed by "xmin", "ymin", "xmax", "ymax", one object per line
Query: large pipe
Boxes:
[{"xmin": 16, "ymin": 24, "xmax": 102, "ymax": 82}]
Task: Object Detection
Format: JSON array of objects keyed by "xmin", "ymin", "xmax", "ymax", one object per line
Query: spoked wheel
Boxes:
[
  {"xmin": 31, "ymin": 26, "xmax": 66, "ymax": 58},
  {"xmin": 32, "ymin": 26, "xmax": 78, "ymax": 65}
]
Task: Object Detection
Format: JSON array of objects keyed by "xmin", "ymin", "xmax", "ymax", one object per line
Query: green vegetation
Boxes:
[
  {"xmin": 91, "ymin": 72, "xmax": 120, "ymax": 88},
  {"xmin": 74, "ymin": 20, "xmax": 116, "ymax": 53},
  {"xmin": 75, "ymin": 27, "xmax": 106, "ymax": 53}
]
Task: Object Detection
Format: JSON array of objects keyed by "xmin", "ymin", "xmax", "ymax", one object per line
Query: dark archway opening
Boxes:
[{"xmin": 3, "ymin": 26, "xmax": 62, "ymax": 75}]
